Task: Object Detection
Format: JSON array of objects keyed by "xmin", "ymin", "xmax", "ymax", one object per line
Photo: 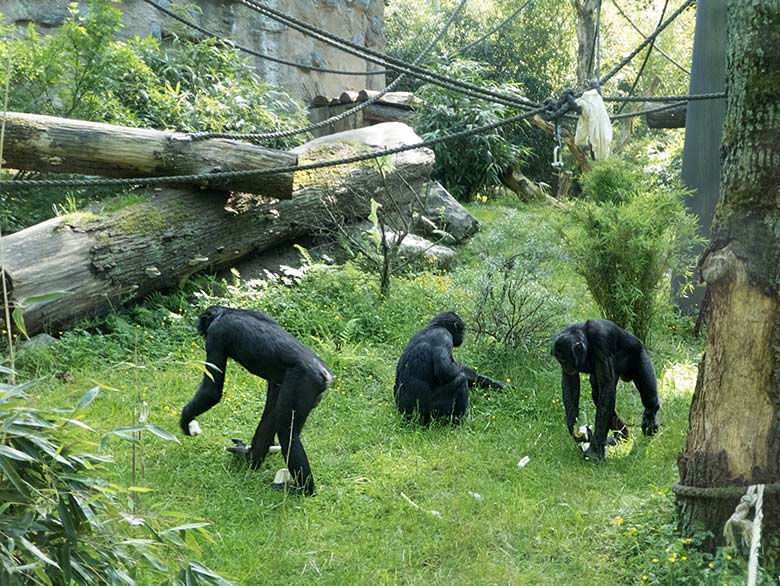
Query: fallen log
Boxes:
[
  {"xmin": 647, "ymin": 103, "xmax": 687, "ymax": 128},
  {"xmin": 2, "ymin": 112, "xmax": 296, "ymax": 198},
  {"xmin": 2, "ymin": 123, "xmax": 436, "ymax": 335}
]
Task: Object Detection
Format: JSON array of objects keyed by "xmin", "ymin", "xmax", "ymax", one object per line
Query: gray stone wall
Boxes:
[{"xmin": 0, "ymin": 0, "xmax": 386, "ymax": 101}]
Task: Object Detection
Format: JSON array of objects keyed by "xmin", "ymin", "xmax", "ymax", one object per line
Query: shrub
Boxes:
[
  {"xmin": 412, "ymin": 59, "xmax": 531, "ymax": 201},
  {"xmin": 0, "ymin": 377, "xmax": 234, "ymax": 585},
  {"xmin": 562, "ymin": 159, "xmax": 701, "ymax": 342}
]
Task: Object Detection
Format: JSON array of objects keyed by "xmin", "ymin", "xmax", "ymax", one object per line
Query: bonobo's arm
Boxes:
[
  {"xmin": 561, "ymin": 372, "xmax": 581, "ymax": 438},
  {"xmin": 463, "ymin": 366, "xmax": 507, "ymax": 390}
]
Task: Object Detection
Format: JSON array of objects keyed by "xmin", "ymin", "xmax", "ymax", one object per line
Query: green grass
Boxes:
[{"xmin": 10, "ymin": 201, "xmax": 774, "ymax": 586}]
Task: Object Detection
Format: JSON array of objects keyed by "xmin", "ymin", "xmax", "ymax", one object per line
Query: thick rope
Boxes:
[
  {"xmin": 0, "ymin": 104, "xmax": 548, "ymax": 190},
  {"xmin": 598, "ymin": 0, "xmax": 695, "ymax": 87},
  {"xmin": 748, "ymin": 485, "xmax": 764, "ymax": 586},
  {"xmin": 139, "ymin": 0, "xmax": 387, "ymax": 76},
  {"xmin": 235, "ymin": 0, "xmax": 541, "ymax": 111},
  {"xmin": 672, "ymin": 481, "xmax": 780, "ymax": 499},
  {"xmin": 191, "ymin": 0, "xmax": 470, "ymax": 142},
  {"xmin": 450, "ymin": 0, "xmax": 533, "ymax": 57},
  {"xmin": 611, "ymin": 0, "xmax": 690, "ymax": 75}
]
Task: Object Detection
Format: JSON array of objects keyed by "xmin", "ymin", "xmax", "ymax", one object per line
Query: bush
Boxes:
[
  {"xmin": 562, "ymin": 159, "xmax": 701, "ymax": 342},
  {"xmin": 412, "ymin": 59, "xmax": 531, "ymax": 201},
  {"xmin": 0, "ymin": 378, "xmax": 233, "ymax": 585}
]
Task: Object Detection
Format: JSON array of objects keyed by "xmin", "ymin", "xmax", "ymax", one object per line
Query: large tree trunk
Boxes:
[
  {"xmin": 3, "ymin": 112, "xmax": 296, "ymax": 198},
  {"xmin": 2, "ymin": 123, "xmax": 435, "ymax": 335},
  {"xmin": 676, "ymin": 0, "xmax": 780, "ymax": 546},
  {"xmin": 571, "ymin": 0, "xmax": 600, "ymax": 87}
]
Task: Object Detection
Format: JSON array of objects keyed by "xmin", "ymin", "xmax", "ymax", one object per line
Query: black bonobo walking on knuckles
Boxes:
[
  {"xmin": 551, "ymin": 319, "xmax": 660, "ymax": 461},
  {"xmin": 394, "ymin": 311, "xmax": 505, "ymax": 423},
  {"xmin": 180, "ymin": 306, "xmax": 333, "ymax": 495}
]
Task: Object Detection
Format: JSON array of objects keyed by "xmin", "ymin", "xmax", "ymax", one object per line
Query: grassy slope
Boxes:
[{"xmin": 16, "ymin": 201, "xmax": 721, "ymax": 585}]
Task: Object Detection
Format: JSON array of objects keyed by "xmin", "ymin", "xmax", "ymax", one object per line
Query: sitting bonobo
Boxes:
[
  {"xmin": 180, "ymin": 306, "xmax": 333, "ymax": 495},
  {"xmin": 394, "ymin": 311, "xmax": 505, "ymax": 423},
  {"xmin": 551, "ymin": 319, "xmax": 660, "ymax": 461}
]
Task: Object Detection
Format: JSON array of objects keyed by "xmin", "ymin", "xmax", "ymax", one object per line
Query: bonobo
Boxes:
[
  {"xmin": 394, "ymin": 311, "xmax": 505, "ymax": 423},
  {"xmin": 180, "ymin": 306, "xmax": 333, "ymax": 495},
  {"xmin": 551, "ymin": 319, "xmax": 660, "ymax": 461}
]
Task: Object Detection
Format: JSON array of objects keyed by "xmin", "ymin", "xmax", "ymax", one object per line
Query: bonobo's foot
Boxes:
[
  {"xmin": 226, "ymin": 438, "xmax": 250, "ymax": 459},
  {"xmin": 641, "ymin": 410, "xmax": 659, "ymax": 436},
  {"xmin": 610, "ymin": 414, "xmax": 630, "ymax": 440},
  {"xmin": 582, "ymin": 442, "xmax": 606, "ymax": 461}
]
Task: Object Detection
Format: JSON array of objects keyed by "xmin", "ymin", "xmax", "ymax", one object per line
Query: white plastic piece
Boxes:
[
  {"xmin": 273, "ymin": 468, "xmax": 292, "ymax": 485},
  {"xmin": 575, "ymin": 88, "xmax": 613, "ymax": 160},
  {"xmin": 269, "ymin": 445, "xmax": 282, "ymax": 454},
  {"xmin": 517, "ymin": 456, "xmax": 531, "ymax": 468},
  {"xmin": 188, "ymin": 420, "xmax": 202, "ymax": 436},
  {"xmin": 469, "ymin": 491, "xmax": 483, "ymax": 502}
]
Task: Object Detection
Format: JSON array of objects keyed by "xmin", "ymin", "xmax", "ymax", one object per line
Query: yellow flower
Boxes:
[
  {"xmin": 726, "ymin": 555, "xmax": 733, "ymax": 561},
  {"xmin": 506, "ymin": 378, "xmax": 511, "ymax": 383},
  {"xmin": 708, "ymin": 563, "xmax": 715, "ymax": 569},
  {"xmin": 652, "ymin": 559, "xmax": 659, "ymax": 564},
  {"xmin": 681, "ymin": 556, "xmax": 687, "ymax": 561},
  {"xmin": 642, "ymin": 577, "xmax": 648, "ymax": 583}
]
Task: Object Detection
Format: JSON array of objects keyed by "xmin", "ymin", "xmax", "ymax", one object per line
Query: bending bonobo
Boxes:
[
  {"xmin": 180, "ymin": 306, "xmax": 333, "ymax": 495},
  {"xmin": 551, "ymin": 319, "xmax": 660, "ymax": 461},
  {"xmin": 394, "ymin": 311, "xmax": 505, "ymax": 423}
]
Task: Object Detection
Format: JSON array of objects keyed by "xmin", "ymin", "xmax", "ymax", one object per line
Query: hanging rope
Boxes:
[
  {"xmin": 611, "ymin": 0, "xmax": 689, "ymax": 75},
  {"xmin": 139, "ymin": 0, "xmax": 387, "ymax": 76},
  {"xmin": 450, "ymin": 0, "xmax": 533, "ymax": 57},
  {"xmin": 723, "ymin": 485, "xmax": 765, "ymax": 586},
  {"xmin": 598, "ymin": 0, "xmax": 695, "ymax": 87},
  {"xmin": 190, "ymin": 0, "xmax": 471, "ymax": 142},
  {"xmin": 0, "ymin": 103, "xmax": 549, "ymax": 191}
]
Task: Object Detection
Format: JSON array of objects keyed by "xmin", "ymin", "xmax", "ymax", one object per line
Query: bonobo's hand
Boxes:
[
  {"xmin": 641, "ymin": 410, "xmax": 659, "ymax": 436},
  {"xmin": 226, "ymin": 438, "xmax": 250, "ymax": 460},
  {"xmin": 474, "ymin": 374, "xmax": 507, "ymax": 390},
  {"xmin": 582, "ymin": 442, "xmax": 606, "ymax": 462}
]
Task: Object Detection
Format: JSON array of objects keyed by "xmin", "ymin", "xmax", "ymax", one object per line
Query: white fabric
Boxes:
[{"xmin": 575, "ymin": 89, "xmax": 613, "ymax": 160}]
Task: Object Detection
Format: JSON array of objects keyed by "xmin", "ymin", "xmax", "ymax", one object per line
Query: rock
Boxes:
[
  {"xmin": 418, "ymin": 182, "xmax": 480, "ymax": 243},
  {"xmin": 18, "ymin": 333, "xmax": 57, "ymax": 350}
]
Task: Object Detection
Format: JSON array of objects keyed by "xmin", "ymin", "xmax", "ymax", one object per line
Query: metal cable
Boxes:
[{"xmin": 139, "ymin": 0, "xmax": 387, "ymax": 76}]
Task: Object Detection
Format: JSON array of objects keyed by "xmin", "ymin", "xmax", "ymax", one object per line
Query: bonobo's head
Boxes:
[
  {"xmin": 429, "ymin": 311, "xmax": 466, "ymax": 347},
  {"xmin": 551, "ymin": 327, "xmax": 588, "ymax": 375}
]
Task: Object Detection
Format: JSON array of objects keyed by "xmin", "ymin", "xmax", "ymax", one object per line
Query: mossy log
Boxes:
[
  {"xmin": 2, "ymin": 112, "xmax": 296, "ymax": 198},
  {"xmin": 2, "ymin": 123, "xmax": 435, "ymax": 335}
]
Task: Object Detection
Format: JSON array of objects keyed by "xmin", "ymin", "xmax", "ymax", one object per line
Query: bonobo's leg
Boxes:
[
  {"xmin": 228, "ymin": 381, "xmax": 280, "ymax": 465},
  {"xmin": 561, "ymin": 372, "xmax": 581, "ymax": 439},
  {"xmin": 586, "ymin": 364, "xmax": 617, "ymax": 461},
  {"xmin": 429, "ymin": 374, "xmax": 469, "ymax": 421},
  {"xmin": 180, "ymin": 344, "xmax": 227, "ymax": 435},
  {"xmin": 589, "ymin": 374, "xmax": 630, "ymax": 440},
  {"xmin": 273, "ymin": 368, "xmax": 323, "ymax": 495},
  {"xmin": 635, "ymin": 351, "xmax": 660, "ymax": 436}
]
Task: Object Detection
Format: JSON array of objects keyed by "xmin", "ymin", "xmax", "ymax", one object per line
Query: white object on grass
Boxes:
[
  {"xmin": 188, "ymin": 420, "xmax": 202, "ymax": 436},
  {"xmin": 517, "ymin": 456, "xmax": 531, "ymax": 468},
  {"xmin": 273, "ymin": 468, "xmax": 292, "ymax": 485},
  {"xmin": 269, "ymin": 445, "xmax": 282, "ymax": 454}
]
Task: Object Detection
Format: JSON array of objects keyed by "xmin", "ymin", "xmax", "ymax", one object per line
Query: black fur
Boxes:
[
  {"xmin": 394, "ymin": 312, "xmax": 504, "ymax": 424},
  {"xmin": 180, "ymin": 306, "xmax": 333, "ymax": 495},
  {"xmin": 551, "ymin": 319, "xmax": 660, "ymax": 461}
]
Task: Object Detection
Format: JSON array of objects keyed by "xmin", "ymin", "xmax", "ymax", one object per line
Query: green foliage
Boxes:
[
  {"xmin": 561, "ymin": 159, "xmax": 701, "ymax": 342},
  {"xmin": 0, "ymin": 379, "xmax": 234, "ymax": 585},
  {"xmin": 0, "ymin": 0, "xmax": 309, "ymax": 233},
  {"xmin": 412, "ymin": 59, "xmax": 531, "ymax": 200},
  {"xmin": 609, "ymin": 493, "xmax": 778, "ymax": 585}
]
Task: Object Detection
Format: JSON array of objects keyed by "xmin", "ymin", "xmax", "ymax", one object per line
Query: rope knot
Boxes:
[{"xmin": 540, "ymin": 89, "xmax": 582, "ymax": 121}]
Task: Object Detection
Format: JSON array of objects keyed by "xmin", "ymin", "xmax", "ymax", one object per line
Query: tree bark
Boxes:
[
  {"xmin": 677, "ymin": 0, "xmax": 780, "ymax": 546},
  {"xmin": 2, "ymin": 112, "xmax": 296, "ymax": 198},
  {"xmin": 571, "ymin": 0, "xmax": 600, "ymax": 87},
  {"xmin": 2, "ymin": 123, "xmax": 435, "ymax": 336}
]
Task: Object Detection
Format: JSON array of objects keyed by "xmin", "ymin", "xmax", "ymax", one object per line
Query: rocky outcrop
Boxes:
[{"xmin": 0, "ymin": 0, "xmax": 386, "ymax": 101}]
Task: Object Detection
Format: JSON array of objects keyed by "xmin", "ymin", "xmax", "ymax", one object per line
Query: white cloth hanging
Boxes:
[{"xmin": 575, "ymin": 89, "xmax": 613, "ymax": 160}]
